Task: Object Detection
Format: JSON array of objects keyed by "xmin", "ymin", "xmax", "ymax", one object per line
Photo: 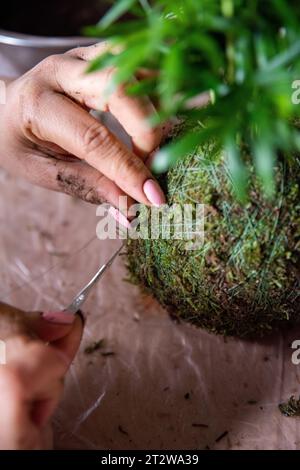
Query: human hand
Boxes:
[
  {"xmin": 0, "ymin": 302, "xmax": 83, "ymax": 449},
  {"xmin": 0, "ymin": 43, "xmax": 165, "ymax": 210}
]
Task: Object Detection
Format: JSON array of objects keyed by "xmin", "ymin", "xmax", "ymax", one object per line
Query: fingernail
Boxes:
[
  {"xmin": 109, "ymin": 207, "xmax": 131, "ymax": 229},
  {"xmin": 42, "ymin": 311, "xmax": 75, "ymax": 325},
  {"xmin": 143, "ymin": 179, "xmax": 166, "ymax": 207}
]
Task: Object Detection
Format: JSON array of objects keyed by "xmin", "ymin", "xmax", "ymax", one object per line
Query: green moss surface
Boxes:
[{"xmin": 126, "ymin": 137, "xmax": 300, "ymax": 338}]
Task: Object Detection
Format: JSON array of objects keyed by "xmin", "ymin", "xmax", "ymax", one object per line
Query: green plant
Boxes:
[
  {"xmin": 86, "ymin": 0, "xmax": 300, "ymax": 200},
  {"xmin": 126, "ymin": 132, "xmax": 300, "ymax": 337},
  {"xmin": 85, "ymin": 1, "xmax": 300, "ymax": 337}
]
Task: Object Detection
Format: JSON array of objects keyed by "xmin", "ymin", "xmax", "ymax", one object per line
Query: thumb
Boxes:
[
  {"xmin": 26, "ymin": 311, "xmax": 84, "ymax": 370},
  {"xmin": 25, "ymin": 310, "xmax": 77, "ymax": 343},
  {"xmin": 51, "ymin": 314, "xmax": 84, "ymax": 367}
]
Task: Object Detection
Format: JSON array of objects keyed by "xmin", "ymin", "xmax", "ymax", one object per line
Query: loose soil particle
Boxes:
[
  {"xmin": 279, "ymin": 396, "xmax": 300, "ymax": 417},
  {"xmin": 84, "ymin": 339, "xmax": 105, "ymax": 355}
]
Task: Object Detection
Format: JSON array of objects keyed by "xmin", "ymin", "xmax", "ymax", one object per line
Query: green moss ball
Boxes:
[{"xmin": 126, "ymin": 140, "xmax": 300, "ymax": 338}]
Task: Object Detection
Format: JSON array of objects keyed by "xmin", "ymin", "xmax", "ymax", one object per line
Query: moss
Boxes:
[
  {"xmin": 279, "ymin": 396, "xmax": 300, "ymax": 417},
  {"xmin": 84, "ymin": 339, "xmax": 105, "ymax": 354},
  {"xmin": 126, "ymin": 129, "xmax": 300, "ymax": 338}
]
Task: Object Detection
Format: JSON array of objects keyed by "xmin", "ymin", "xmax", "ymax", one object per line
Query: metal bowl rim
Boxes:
[{"xmin": 0, "ymin": 29, "xmax": 97, "ymax": 48}]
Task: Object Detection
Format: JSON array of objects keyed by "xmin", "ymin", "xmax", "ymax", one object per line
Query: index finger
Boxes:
[{"xmin": 64, "ymin": 44, "xmax": 163, "ymax": 157}]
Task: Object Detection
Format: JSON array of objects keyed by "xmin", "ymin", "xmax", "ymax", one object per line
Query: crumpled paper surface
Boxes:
[{"xmin": 0, "ymin": 170, "xmax": 300, "ymax": 450}]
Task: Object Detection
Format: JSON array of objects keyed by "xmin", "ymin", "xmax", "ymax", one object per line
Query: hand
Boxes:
[
  {"xmin": 0, "ymin": 43, "xmax": 165, "ymax": 209},
  {"xmin": 0, "ymin": 302, "xmax": 83, "ymax": 449}
]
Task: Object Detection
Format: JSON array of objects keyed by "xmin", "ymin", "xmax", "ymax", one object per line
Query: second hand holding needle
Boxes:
[{"xmin": 64, "ymin": 243, "xmax": 124, "ymax": 315}]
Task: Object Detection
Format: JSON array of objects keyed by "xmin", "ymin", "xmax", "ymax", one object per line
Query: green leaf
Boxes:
[
  {"xmin": 160, "ymin": 44, "xmax": 185, "ymax": 110},
  {"xmin": 225, "ymin": 137, "xmax": 248, "ymax": 203},
  {"xmin": 221, "ymin": 0, "xmax": 234, "ymax": 18},
  {"xmin": 268, "ymin": 39, "xmax": 300, "ymax": 71},
  {"xmin": 253, "ymin": 139, "xmax": 275, "ymax": 198},
  {"xmin": 86, "ymin": 51, "xmax": 117, "ymax": 73},
  {"xmin": 252, "ymin": 108, "xmax": 276, "ymax": 197},
  {"xmin": 152, "ymin": 131, "xmax": 205, "ymax": 174},
  {"xmin": 83, "ymin": 19, "xmax": 147, "ymax": 38},
  {"xmin": 126, "ymin": 77, "xmax": 157, "ymax": 96},
  {"xmin": 99, "ymin": 0, "xmax": 137, "ymax": 29},
  {"xmin": 84, "ymin": 0, "xmax": 300, "ymax": 201},
  {"xmin": 108, "ymin": 41, "xmax": 153, "ymax": 90}
]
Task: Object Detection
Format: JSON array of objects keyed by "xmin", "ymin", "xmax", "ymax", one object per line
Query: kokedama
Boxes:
[
  {"xmin": 126, "ymin": 130, "xmax": 300, "ymax": 337},
  {"xmin": 88, "ymin": 0, "xmax": 300, "ymax": 337}
]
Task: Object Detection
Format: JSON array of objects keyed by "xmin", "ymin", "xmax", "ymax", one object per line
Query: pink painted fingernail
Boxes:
[
  {"xmin": 42, "ymin": 311, "xmax": 75, "ymax": 325},
  {"xmin": 143, "ymin": 179, "xmax": 166, "ymax": 207},
  {"xmin": 109, "ymin": 207, "xmax": 131, "ymax": 229}
]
